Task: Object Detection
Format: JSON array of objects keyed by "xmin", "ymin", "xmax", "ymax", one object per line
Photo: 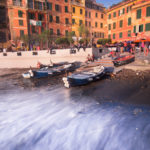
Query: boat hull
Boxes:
[{"xmin": 113, "ymin": 55, "xmax": 135, "ymax": 67}]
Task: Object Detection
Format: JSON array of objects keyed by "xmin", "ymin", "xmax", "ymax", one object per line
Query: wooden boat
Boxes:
[
  {"xmin": 22, "ymin": 63, "xmax": 75, "ymax": 79},
  {"xmin": 113, "ymin": 54, "xmax": 135, "ymax": 67},
  {"xmin": 62, "ymin": 66, "xmax": 105, "ymax": 88}
]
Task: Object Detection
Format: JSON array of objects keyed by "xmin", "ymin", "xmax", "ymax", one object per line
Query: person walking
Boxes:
[{"xmin": 144, "ymin": 41, "xmax": 149, "ymax": 56}]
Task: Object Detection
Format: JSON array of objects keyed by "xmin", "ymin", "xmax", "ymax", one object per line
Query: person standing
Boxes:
[
  {"xmin": 141, "ymin": 41, "xmax": 145, "ymax": 52},
  {"xmin": 124, "ymin": 41, "xmax": 127, "ymax": 52}
]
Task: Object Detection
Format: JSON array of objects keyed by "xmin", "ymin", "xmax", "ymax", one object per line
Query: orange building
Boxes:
[
  {"xmin": 7, "ymin": 0, "xmax": 28, "ymax": 40},
  {"xmin": 47, "ymin": 0, "xmax": 72, "ymax": 37},
  {"xmin": 107, "ymin": 0, "xmax": 150, "ymax": 42},
  {"xmin": 85, "ymin": 0, "xmax": 106, "ymax": 43},
  {"xmin": 132, "ymin": 0, "xmax": 150, "ymax": 41}
]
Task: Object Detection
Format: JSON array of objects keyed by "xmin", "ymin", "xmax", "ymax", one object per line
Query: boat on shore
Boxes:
[
  {"xmin": 113, "ymin": 54, "xmax": 135, "ymax": 67},
  {"xmin": 22, "ymin": 63, "xmax": 75, "ymax": 79},
  {"xmin": 62, "ymin": 66, "xmax": 105, "ymax": 88}
]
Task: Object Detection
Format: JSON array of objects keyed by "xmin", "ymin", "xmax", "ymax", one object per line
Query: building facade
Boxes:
[
  {"xmin": 85, "ymin": 0, "xmax": 106, "ymax": 43},
  {"xmin": 107, "ymin": 0, "xmax": 150, "ymax": 42},
  {"xmin": 71, "ymin": 0, "xmax": 85, "ymax": 37},
  {"xmin": 1, "ymin": 0, "xmax": 150, "ymax": 48},
  {"xmin": 0, "ymin": 0, "xmax": 10, "ymax": 47}
]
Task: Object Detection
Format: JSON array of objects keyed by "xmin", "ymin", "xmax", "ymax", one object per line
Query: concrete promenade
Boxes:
[{"xmin": 0, "ymin": 48, "xmax": 94, "ymax": 68}]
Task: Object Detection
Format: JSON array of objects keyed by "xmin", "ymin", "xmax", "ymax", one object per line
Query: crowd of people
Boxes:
[{"xmin": 108, "ymin": 41, "xmax": 150, "ymax": 57}]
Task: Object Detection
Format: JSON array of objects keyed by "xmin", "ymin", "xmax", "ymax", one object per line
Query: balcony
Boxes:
[{"xmin": 12, "ymin": 0, "xmax": 23, "ymax": 7}]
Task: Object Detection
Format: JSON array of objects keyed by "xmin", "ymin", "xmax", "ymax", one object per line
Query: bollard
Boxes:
[
  {"xmin": 17, "ymin": 52, "xmax": 22, "ymax": 56},
  {"xmin": 70, "ymin": 49, "xmax": 76, "ymax": 54},
  {"xmin": 32, "ymin": 51, "xmax": 38, "ymax": 55},
  {"xmin": 3, "ymin": 53, "xmax": 7, "ymax": 56}
]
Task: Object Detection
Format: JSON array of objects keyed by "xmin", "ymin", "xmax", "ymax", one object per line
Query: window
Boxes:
[
  {"xmin": 146, "ymin": 7, "xmax": 150, "ymax": 17},
  {"xmin": 65, "ymin": 30, "xmax": 68, "ymax": 36},
  {"xmin": 89, "ymin": 12, "xmax": 91, "ymax": 18},
  {"xmin": 108, "ymin": 34, "xmax": 111, "ymax": 39},
  {"xmin": 100, "ymin": 23, "xmax": 103, "ymax": 28},
  {"xmin": 65, "ymin": 0, "xmax": 68, "ymax": 2},
  {"xmin": 89, "ymin": 22, "xmax": 91, "ymax": 27},
  {"xmin": 18, "ymin": 10, "xmax": 23, "ymax": 17},
  {"xmin": 133, "ymin": 26, "xmax": 136, "ymax": 33},
  {"xmin": 56, "ymin": 16, "xmax": 60, "ymax": 23},
  {"xmin": 19, "ymin": 20, "xmax": 23, "ymax": 26},
  {"xmin": 108, "ymin": 14, "xmax": 111, "ymax": 19},
  {"xmin": 72, "ymin": 19, "xmax": 75, "ymax": 24},
  {"xmin": 118, "ymin": 10, "xmax": 120, "ymax": 16},
  {"xmin": 127, "ymin": 7, "xmax": 129, "ymax": 13},
  {"xmin": 55, "ymin": 4, "xmax": 60, "ymax": 11},
  {"xmin": 113, "ymin": 12, "xmax": 116, "ymax": 17},
  {"xmin": 28, "ymin": 12, "xmax": 35, "ymax": 19},
  {"xmin": 145, "ymin": 23, "xmax": 150, "ymax": 31},
  {"xmin": 73, "ymin": 7, "xmax": 75, "ymax": 13},
  {"xmin": 137, "ymin": 9, "xmax": 141, "ymax": 19},
  {"xmin": 47, "ymin": 2, "xmax": 52, "ymax": 10},
  {"xmin": 49, "ymin": 15, "xmax": 53, "ymax": 22},
  {"xmin": 128, "ymin": 30, "xmax": 131, "ymax": 37},
  {"xmin": 31, "ymin": 26, "xmax": 36, "ymax": 33},
  {"xmin": 50, "ymin": 28, "xmax": 53, "ymax": 35},
  {"xmin": 20, "ymin": 30, "xmax": 24, "ymax": 37},
  {"xmin": 38, "ymin": 14, "xmax": 44, "ymax": 21},
  {"xmin": 139, "ymin": 24, "xmax": 143, "ymax": 32},
  {"xmin": 128, "ymin": 17, "xmax": 131, "ymax": 26},
  {"xmin": 65, "ymin": 18, "xmax": 69, "ymax": 24},
  {"xmin": 65, "ymin": 6, "xmax": 68, "ymax": 13},
  {"xmin": 113, "ymin": 22, "xmax": 116, "ymax": 29},
  {"xmin": 57, "ymin": 29, "xmax": 60, "ymax": 35},
  {"xmin": 79, "ymin": 20, "xmax": 83, "ymax": 26},
  {"xmin": 122, "ymin": 8, "xmax": 125, "ymax": 14},
  {"xmin": 113, "ymin": 33, "xmax": 115, "ymax": 39},
  {"xmin": 120, "ymin": 20, "xmax": 123, "ymax": 28},
  {"xmin": 119, "ymin": 32, "xmax": 123, "ymax": 38},
  {"xmin": 95, "ymin": 13, "xmax": 98, "ymax": 18},
  {"xmin": 85, "ymin": 21, "xmax": 87, "ymax": 26},
  {"xmin": 80, "ymin": 9, "xmax": 83, "ymax": 15},
  {"xmin": 95, "ymin": 22, "xmax": 97, "ymax": 27},
  {"xmin": 85, "ymin": 11, "xmax": 87, "ymax": 17},
  {"xmin": 101, "ymin": 14, "xmax": 103, "ymax": 19},
  {"xmin": 108, "ymin": 24, "xmax": 111, "ymax": 30}
]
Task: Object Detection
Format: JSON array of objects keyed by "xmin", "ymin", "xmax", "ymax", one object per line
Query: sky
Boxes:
[{"xmin": 96, "ymin": 0, "xmax": 123, "ymax": 8}]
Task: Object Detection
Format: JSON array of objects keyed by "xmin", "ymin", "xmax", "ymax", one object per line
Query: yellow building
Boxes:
[{"xmin": 71, "ymin": 0, "xmax": 85, "ymax": 37}]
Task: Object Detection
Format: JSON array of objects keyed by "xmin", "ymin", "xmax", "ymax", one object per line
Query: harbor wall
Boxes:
[{"xmin": 0, "ymin": 48, "xmax": 98, "ymax": 68}]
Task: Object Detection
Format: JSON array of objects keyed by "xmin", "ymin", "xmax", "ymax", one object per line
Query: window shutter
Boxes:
[
  {"xmin": 133, "ymin": 26, "xmax": 136, "ymax": 33},
  {"xmin": 137, "ymin": 9, "xmax": 141, "ymax": 19},
  {"xmin": 128, "ymin": 17, "xmax": 131, "ymax": 26},
  {"xmin": 145, "ymin": 23, "xmax": 150, "ymax": 31},
  {"xmin": 146, "ymin": 7, "xmax": 150, "ymax": 17}
]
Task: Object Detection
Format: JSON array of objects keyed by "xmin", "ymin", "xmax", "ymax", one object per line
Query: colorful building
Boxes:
[
  {"xmin": 85, "ymin": 0, "xmax": 106, "ymax": 43},
  {"xmin": 71, "ymin": 0, "xmax": 85, "ymax": 37},
  {"xmin": 132, "ymin": 0, "xmax": 150, "ymax": 41},
  {"xmin": 7, "ymin": 0, "xmax": 28, "ymax": 41},
  {"xmin": 106, "ymin": 0, "xmax": 150, "ymax": 42},
  {"xmin": 46, "ymin": 0, "xmax": 72, "ymax": 38},
  {"xmin": 0, "ymin": 0, "xmax": 10, "ymax": 48}
]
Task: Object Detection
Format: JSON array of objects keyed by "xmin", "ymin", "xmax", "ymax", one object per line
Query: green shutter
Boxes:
[
  {"xmin": 123, "ymin": 8, "xmax": 125, "ymax": 14},
  {"xmin": 113, "ymin": 34, "xmax": 115, "ymax": 39},
  {"xmin": 113, "ymin": 12, "xmax": 116, "ymax": 17},
  {"xmin": 109, "ymin": 14, "xmax": 111, "ymax": 19},
  {"xmin": 113, "ymin": 22, "xmax": 116, "ymax": 29},
  {"xmin": 108, "ymin": 24, "xmax": 111, "ymax": 30},
  {"xmin": 128, "ymin": 30, "xmax": 131, "ymax": 37},
  {"xmin": 120, "ymin": 20, "xmax": 123, "ymax": 28},
  {"xmin": 146, "ymin": 7, "xmax": 150, "ymax": 17},
  {"xmin": 137, "ymin": 9, "xmax": 141, "ymax": 19},
  {"xmin": 128, "ymin": 17, "xmax": 131, "ymax": 26},
  {"xmin": 127, "ymin": 7, "xmax": 129, "ymax": 13},
  {"xmin": 108, "ymin": 34, "xmax": 111, "ymax": 39},
  {"xmin": 145, "ymin": 23, "xmax": 150, "ymax": 31},
  {"xmin": 119, "ymin": 32, "xmax": 123, "ymax": 38},
  {"xmin": 139, "ymin": 24, "xmax": 143, "ymax": 32},
  {"xmin": 133, "ymin": 26, "xmax": 136, "ymax": 33}
]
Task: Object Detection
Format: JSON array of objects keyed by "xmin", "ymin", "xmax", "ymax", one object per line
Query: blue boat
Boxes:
[
  {"xmin": 22, "ymin": 63, "xmax": 75, "ymax": 79},
  {"xmin": 62, "ymin": 66, "xmax": 105, "ymax": 88}
]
